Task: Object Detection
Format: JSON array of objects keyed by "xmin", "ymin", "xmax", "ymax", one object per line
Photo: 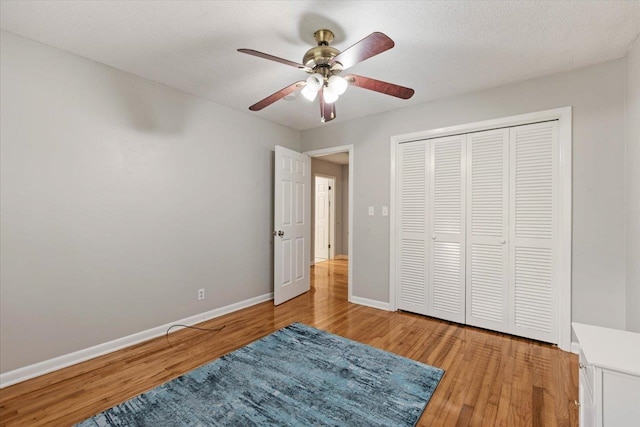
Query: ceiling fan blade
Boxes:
[
  {"xmin": 345, "ymin": 74, "xmax": 414, "ymax": 99},
  {"xmin": 330, "ymin": 32, "xmax": 394, "ymax": 70},
  {"xmin": 238, "ymin": 49, "xmax": 310, "ymax": 71},
  {"xmin": 249, "ymin": 81, "xmax": 306, "ymax": 111},
  {"xmin": 320, "ymin": 89, "xmax": 336, "ymax": 122}
]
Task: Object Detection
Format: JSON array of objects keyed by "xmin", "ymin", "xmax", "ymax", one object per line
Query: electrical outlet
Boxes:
[
  {"xmin": 368, "ymin": 206, "xmax": 374, "ymax": 216},
  {"xmin": 198, "ymin": 288, "xmax": 205, "ymax": 300}
]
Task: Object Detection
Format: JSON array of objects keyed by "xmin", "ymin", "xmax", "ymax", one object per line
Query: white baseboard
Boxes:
[
  {"xmin": 0, "ymin": 293, "xmax": 273, "ymax": 389},
  {"xmin": 350, "ymin": 296, "xmax": 392, "ymax": 311},
  {"xmin": 570, "ymin": 341, "xmax": 580, "ymax": 355}
]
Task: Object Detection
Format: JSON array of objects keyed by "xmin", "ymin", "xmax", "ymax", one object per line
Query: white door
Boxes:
[
  {"xmin": 315, "ymin": 176, "xmax": 330, "ymax": 260},
  {"xmin": 427, "ymin": 135, "xmax": 466, "ymax": 323},
  {"xmin": 274, "ymin": 146, "xmax": 311, "ymax": 305},
  {"xmin": 509, "ymin": 121, "xmax": 558, "ymax": 343},
  {"xmin": 396, "ymin": 140, "xmax": 429, "ymax": 315},
  {"xmin": 466, "ymin": 128, "xmax": 510, "ymax": 333},
  {"xmin": 393, "ymin": 117, "xmax": 563, "ymax": 345}
]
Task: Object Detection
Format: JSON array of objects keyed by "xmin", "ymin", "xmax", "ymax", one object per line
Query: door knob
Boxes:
[
  {"xmin": 501, "ymin": 240, "xmax": 506, "ymax": 244},
  {"xmin": 273, "ymin": 230, "xmax": 284, "ymax": 237}
]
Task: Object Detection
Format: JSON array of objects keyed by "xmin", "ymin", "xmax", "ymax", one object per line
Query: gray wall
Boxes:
[
  {"xmin": 301, "ymin": 59, "xmax": 628, "ymax": 331},
  {"xmin": 0, "ymin": 31, "xmax": 300, "ymax": 373},
  {"xmin": 626, "ymin": 35, "xmax": 640, "ymax": 333},
  {"xmin": 310, "ymin": 158, "xmax": 344, "ymax": 262}
]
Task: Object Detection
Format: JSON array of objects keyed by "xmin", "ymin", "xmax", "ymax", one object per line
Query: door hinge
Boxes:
[
  {"xmin": 328, "ymin": 244, "xmax": 331, "ymax": 248},
  {"xmin": 329, "ymin": 186, "xmax": 331, "ymax": 190}
]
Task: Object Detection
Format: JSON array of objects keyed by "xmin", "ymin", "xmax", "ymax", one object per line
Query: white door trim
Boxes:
[
  {"xmin": 389, "ymin": 107, "xmax": 572, "ymax": 351},
  {"xmin": 304, "ymin": 145, "xmax": 353, "ymax": 303}
]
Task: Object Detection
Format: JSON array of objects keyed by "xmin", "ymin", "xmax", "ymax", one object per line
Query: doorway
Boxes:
[
  {"xmin": 304, "ymin": 145, "xmax": 353, "ymax": 302},
  {"xmin": 314, "ymin": 175, "xmax": 335, "ymax": 264}
]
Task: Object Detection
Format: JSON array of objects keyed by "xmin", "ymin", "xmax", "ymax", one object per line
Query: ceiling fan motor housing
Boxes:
[{"xmin": 303, "ymin": 29, "xmax": 341, "ymax": 76}]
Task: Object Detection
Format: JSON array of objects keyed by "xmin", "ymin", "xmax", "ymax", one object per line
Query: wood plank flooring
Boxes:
[{"xmin": 0, "ymin": 259, "xmax": 578, "ymax": 426}]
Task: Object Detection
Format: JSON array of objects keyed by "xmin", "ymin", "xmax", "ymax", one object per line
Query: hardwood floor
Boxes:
[{"xmin": 0, "ymin": 259, "xmax": 578, "ymax": 426}]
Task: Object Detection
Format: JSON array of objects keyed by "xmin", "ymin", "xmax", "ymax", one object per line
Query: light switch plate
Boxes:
[
  {"xmin": 382, "ymin": 206, "xmax": 389, "ymax": 216},
  {"xmin": 368, "ymin": 206, "xmax": 374, "ymax": 216}
]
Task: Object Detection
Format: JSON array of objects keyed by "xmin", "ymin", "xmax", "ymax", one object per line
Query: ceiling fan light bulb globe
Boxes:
[
  {"xmin": 306, "ymin": 74, "xmax": 324, "ymax": 92},
  {"xmin": 301, "ymin": 86, "xmax": 318, "ymax": 101},
  {"xmin": 323, "ymin": 88, "xmax": 339, "ymax": 104},
  {"xmin": 328, "ymin": 75, "xmax": 348, "ymax": 95}
]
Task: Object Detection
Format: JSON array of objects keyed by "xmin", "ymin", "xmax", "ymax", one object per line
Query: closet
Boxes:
[{"xmin": 395, "ymin": 120, "xmax": 559, "ymax": 344}]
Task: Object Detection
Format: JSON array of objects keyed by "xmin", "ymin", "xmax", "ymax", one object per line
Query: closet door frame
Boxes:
[{"xmin": 389, "ymin": 106, "xmax": 572, "ymax": 351}]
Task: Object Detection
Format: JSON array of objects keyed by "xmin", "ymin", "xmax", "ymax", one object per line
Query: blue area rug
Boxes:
[{"xmin": 76, "ymin": 323, "xmax": 444, "ymax": 426}]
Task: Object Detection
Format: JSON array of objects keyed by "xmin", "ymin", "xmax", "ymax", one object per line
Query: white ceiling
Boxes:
[{"xmin": 1, "ymin": 1, "xmax": 639, "ymax": 131}]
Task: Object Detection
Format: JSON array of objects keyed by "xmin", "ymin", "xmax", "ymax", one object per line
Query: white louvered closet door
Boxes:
[
  {"xmin": 509, "ymin": 121, "xmax": 558, "ymax": 343},
  {"xmin": 397, "ymin": 140, "xmax": 429, "ymax": 315},
  {"xmin": 465, "ymin": 129, "xmax": 510, "ymax": 333},
  {"xmin": 427, "ymin": 135, "xmax": 466, "ymax": 323}
]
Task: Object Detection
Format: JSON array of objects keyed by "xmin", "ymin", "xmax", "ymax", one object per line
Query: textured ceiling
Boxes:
[
  {"xmin": 1, "ymin": 1, "xmax": 639, "ymax": 131},
  {"xmin": 315, "ymin": 152, "xmax": 349, "ymax": 165}
]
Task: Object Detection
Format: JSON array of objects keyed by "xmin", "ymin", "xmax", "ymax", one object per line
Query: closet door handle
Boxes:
[
  {"xmin": 501, "ymin": 240, "xmax": 506, "ymax": 244},
  {"xmin": 432, "ymin": 236, "xmax": 437, "ymax": 240}
]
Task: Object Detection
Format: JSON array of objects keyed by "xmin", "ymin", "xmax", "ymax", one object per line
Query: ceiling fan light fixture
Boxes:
[
  {"xmin": 323, "ymin": 87, "xmax": 339, "ymax": 104},
  {"xmin": 301, "ymin": 85, "xmax": 318, "ymax": 101},
  {"xmin": 327, "ymin": 75, "xmax": 348, "ymax": 96},
  {"xmin": 306, "ymin": 73, "xmax": 324, "ymax": 92}
]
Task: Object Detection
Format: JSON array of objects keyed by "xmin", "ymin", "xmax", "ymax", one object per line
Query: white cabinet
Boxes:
[{"xmin": 573, "ymin": 323, "xmax": 640, "ymax": 427}]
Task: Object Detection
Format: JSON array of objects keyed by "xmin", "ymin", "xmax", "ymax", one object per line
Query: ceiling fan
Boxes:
[{"xmin": 238, "ymin": 29, "xmax": 414, "ymax": 122}]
